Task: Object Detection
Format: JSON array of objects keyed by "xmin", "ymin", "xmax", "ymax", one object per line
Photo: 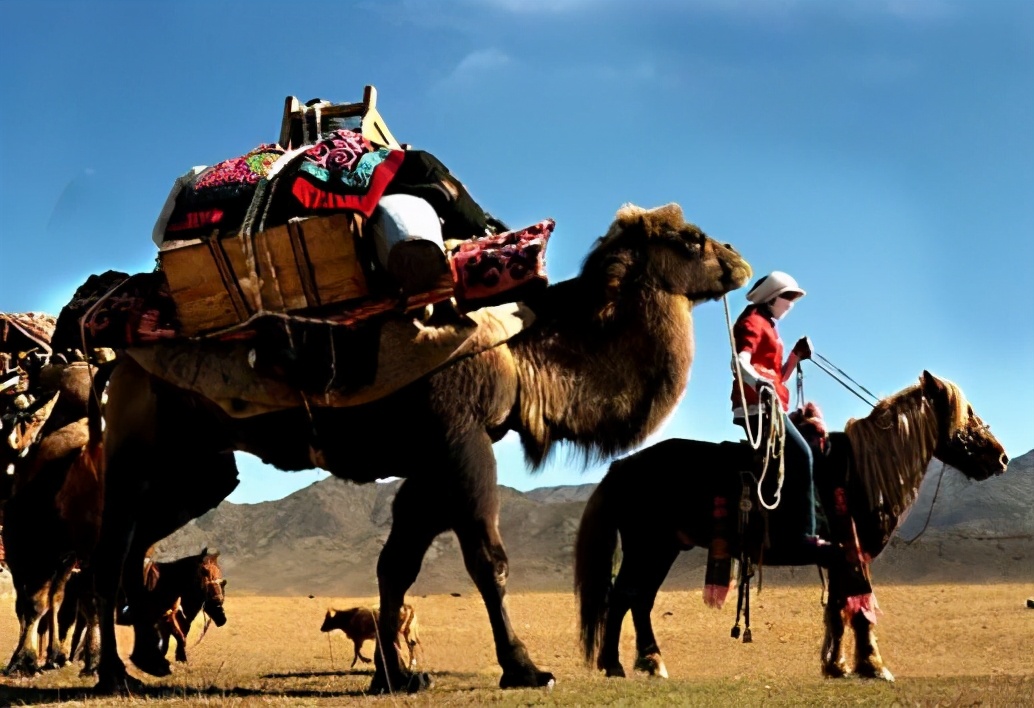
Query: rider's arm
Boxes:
[{"xmin": 781, "ymin": 351, "xmax": 800, "ymax": 382}]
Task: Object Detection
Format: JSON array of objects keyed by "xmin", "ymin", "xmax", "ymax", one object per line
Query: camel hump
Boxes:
[{"xmin": 126, "ymin": 302, "xmax": 534, "ymax": 418}]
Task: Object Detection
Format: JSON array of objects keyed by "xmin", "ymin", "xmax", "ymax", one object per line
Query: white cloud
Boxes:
[{"xmin": 437, "ymin": 48, "xmax": 514, "ymax": 89}]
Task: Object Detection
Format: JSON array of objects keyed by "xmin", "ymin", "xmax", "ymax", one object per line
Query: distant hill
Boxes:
[{"xmin": 154, "ymin": 448, "xmax": 1033, "ymax": 596}]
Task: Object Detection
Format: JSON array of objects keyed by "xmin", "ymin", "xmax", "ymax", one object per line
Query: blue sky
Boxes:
[{"xmin": 2, "ymin": 0, "xmax": 1031, "ymax": 504}]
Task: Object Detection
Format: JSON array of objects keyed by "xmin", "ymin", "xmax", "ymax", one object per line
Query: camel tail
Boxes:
[{"xmin": 574, "ymin": 471, "xmax": 620, "ymax": 667}]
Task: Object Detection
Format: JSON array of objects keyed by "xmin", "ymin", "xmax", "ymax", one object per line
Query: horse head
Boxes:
[
  {"xmin": 198, "ymin": 551, "xmax": 227, "ymax": 627},
  {"xmin": 583, "ymin": 202, "xmax": 752, "ymax": 322},
  {"xmin": 921, "ymin": 370, "xmax": 1008, "ymax": 480}
]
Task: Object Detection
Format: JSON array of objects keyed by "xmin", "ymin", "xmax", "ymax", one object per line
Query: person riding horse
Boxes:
[{"xmin": 729, "ymin": 270, "xmax": 832, "ymax": 564}]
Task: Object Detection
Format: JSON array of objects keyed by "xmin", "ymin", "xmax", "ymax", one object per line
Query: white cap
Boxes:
[{"xmin": 745, "ymin": 271, "xmax": 806, "ymax": 304}]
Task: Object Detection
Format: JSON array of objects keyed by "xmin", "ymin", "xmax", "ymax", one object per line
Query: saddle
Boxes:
[{"xmin": 704, "ymin": 405, "xmax": 876, "ymax": 639}]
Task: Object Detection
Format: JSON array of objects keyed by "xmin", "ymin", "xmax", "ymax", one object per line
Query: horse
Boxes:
[
  {"xmin": 2, "ymin": 359, "xmax": 106, "ymax": 676},
  {"xmin": 116, "ymin": 549, "xmax": 228, "ymax": 668},
  {"xmin": 85, "ymin": 201, "xmax": 751, "ymax": 694},
  {"xmin": 321, "ymin": 603, "xmax": 421, "ymax": 669},
  {"xmin": 575, "ymin": 371, "xmax": 1009, "ymax": 681}
]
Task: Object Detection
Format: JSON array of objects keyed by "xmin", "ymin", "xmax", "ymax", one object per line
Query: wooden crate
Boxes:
[{"xmin": 160, "ymin": 213, "xmax": 369, "ymax": 336}]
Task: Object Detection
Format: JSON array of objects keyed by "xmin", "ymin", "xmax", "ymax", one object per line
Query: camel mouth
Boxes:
[{"xmin": 727, "ymin": 260, "xmax": 753, "ymax": 291}]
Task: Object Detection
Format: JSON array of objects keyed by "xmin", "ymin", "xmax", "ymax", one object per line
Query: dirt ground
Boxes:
[{"xmin": 1, "ymin": 583, "xmax": 1031, "ymax": 706}]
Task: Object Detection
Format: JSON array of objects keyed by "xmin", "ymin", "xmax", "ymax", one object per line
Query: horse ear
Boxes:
[
  {"xmin": 921, "ymin": 370, "xmax": 944, "ymax": 397},
  {"xmin": 200, "ymin": 546, "xmax": 208, "ymax": 556}
]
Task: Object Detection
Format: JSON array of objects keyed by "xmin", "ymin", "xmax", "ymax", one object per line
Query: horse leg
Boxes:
[
  {"xmin": 43, "ymin": 561, "xmax": 77, "ymax": 669},
  {"xmin": 369, "ymin": 477, "xmax": 445, "ymax": 694},
  {"xmin": 629, "ymin": 544, "xmax": 679, "ymax": 679},
  {"xmin": 852, "ymin": 611, "xmax": 894, "ymax": 681},
  {"xmin": 448, "ymin": 430, "xmax": 553, "ymax": 690},
  {"xmin": 5, "ymin": 577, "xmax": 50, "ymax": 676},
  {"xmin": 596, "ymin": 565, "xmax": 630, "ymax": 678},
  {"xmin": 820, "ymin": 568, "xmax": 851, "ymax": 678}
]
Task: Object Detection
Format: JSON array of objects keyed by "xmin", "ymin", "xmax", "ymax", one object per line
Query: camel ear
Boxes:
[
  {"xmin": 921, "ymin": 370, "xmax": 944, "ymax": 397},
  {"xmin": 645, "ymin": 203, "xmax": 685, "ymax": 231}
]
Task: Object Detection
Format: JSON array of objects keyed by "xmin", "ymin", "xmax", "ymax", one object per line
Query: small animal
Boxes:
[{"xmin": 320, "ymin": 603, "xmax": 420, "ymax": 669}]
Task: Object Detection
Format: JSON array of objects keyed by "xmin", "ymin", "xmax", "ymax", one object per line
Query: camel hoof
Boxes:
[
  {"xmin": 499, "ymin": 668, "xmax": 555, "ymax": 689},
  {"xmin": 129, "ymin": 651, "xmax": 172, "ymax": 677},
  {"xmin": 94, "ymin": 670, "xmax": 147, "ymax": 695},
  {"xmin": 369, "ymin": 670, "xmax": 433, "ymax": 694}
]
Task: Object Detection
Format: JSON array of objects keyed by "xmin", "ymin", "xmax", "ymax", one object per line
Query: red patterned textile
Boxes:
[{"xmin": 450, "ymin": 219, "xmax": 553, "ymax": 304}]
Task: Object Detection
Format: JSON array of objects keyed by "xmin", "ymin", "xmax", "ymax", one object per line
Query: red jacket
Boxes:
[{"xmin": 730, "ymin": 305, "xmax": 790, "ymax": 413}]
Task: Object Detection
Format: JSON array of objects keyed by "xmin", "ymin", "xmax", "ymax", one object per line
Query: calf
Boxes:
[{"xmin": 320, "ymin": 603, "xmax": 421, "ymax": 669}]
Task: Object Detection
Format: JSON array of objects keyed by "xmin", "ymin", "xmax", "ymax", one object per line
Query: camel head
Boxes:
[{"xmin": 583, "ymin": 203, "xmax": 752, "ymax": 321}]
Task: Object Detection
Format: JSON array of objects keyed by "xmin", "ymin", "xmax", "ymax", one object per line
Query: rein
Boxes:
[
  {"xmin": 900, "ymin": 460, "xmax": 948, "ymax": 545},
  {"xmin": 808, "ymin": 352, "xmax": 878, "ymax": 408}
]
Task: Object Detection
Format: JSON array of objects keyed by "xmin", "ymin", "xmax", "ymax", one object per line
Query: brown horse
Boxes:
[
  {"xmin": 575, "ymin": 371, "xmax": 1009, "ymax": 681},
  {"xmin": 2, "ymin": 359, "xmax": 105, "ymax": 676},
  {"xmin": 87, "ymin": 202, "xmax": 751, "ymax": 694},
  {"xmin": 117, "ymin": 549, "xmax": 227, "ymax": 668}
]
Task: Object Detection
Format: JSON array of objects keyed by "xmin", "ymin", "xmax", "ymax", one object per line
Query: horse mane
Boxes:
[{"xmin": 844, "ymin": 375, "xmax": 970, "ymax": 519}]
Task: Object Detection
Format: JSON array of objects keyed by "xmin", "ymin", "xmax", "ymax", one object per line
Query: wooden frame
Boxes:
[{"xmin": 278, "ymin": 85, "xmax": 402, "ymax": 151}]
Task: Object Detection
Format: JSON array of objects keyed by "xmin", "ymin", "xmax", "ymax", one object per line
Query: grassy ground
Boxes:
[{"xmin": 1, "ymin": 583, "xmax": 1031, "ymax": 706}]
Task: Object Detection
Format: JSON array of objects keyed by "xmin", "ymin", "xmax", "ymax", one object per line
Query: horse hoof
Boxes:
[
  {"xmin": 129, "ymin": 652, "xmax": 172, "ymax": 677},
  {"xmin": 4, "ymin": 657, "xmax": 40, "ymax": 677},
  {"xmin": 634, "ymin": 653, "xmax": 669, "ymax": 679},
  {"xmin": 603, "ymin": 664, "xmax": 626, "ymax": 678},
  {"xmin": 499, "ymin": 669, "xmax": 555, "ymax": 689},
  {"xmin": 857, "ymin": 664, "xmax": 895, "ymax": 682},
  {"xmin": 822, "ymin": 662, "xmax": 852, "ymax": 679}
]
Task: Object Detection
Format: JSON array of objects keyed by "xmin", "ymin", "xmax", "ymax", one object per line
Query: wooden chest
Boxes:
[{"xmin": 160, "ymin": 213, "xmax": 369, "ymax": 336}]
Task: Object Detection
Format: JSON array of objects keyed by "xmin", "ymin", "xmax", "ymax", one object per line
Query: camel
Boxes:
[{"xmin": 88, "ymin": 202, "xmax": 752, "ymax": 694}]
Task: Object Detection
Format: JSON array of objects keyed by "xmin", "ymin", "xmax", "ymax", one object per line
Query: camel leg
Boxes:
[
  {"xmin": 449, "ymin": 430, "xmax": 553, "ymax": 690},
  {"xmin": 820, "ymin": 568, "xmax": 851, "ymax": 678},
  {"xmin": 369, "ymin": 477, "xmax": 445, "ymax": 694},
  {"xmin": 852, "ymin": 611, "xmax": 894, "ymax": 681}
]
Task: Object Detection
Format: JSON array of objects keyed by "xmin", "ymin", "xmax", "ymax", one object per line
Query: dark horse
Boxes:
[
  {"xmin": 575, "ymin": 371, "xmax": 1009, "ymax": 681},
  {"xmin": 87, "ymin": 203, "xmax": 752, "ymax": 694},
  {"xmin": 117, "ymin": 549, "xmax": 227, "ymax": 667}
]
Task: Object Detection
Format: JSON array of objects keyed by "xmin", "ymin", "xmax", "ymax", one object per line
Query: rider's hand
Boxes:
[{"xmin": 792, "ymin": 336, "xmax": 813, "ymax": 361}]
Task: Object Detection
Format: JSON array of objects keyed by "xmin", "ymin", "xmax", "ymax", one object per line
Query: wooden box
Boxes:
[{"xmin": 160, "ymin": 213, "xmax": 369, "ymax": 336}]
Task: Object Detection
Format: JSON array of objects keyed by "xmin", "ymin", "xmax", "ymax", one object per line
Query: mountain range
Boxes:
[{"xmin": 152, "ymin": 449, "xmax": 1033, "ymax": 596}]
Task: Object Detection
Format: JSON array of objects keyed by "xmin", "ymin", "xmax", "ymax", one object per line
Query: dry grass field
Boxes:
[{"xmin": 1, "ymin": 583, "xmax": 1031, "ymax": 707}]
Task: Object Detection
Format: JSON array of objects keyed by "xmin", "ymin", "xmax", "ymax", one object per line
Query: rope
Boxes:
[
  {"xmin": 901, "ymin": 460, "xmax": 947, "ymax": 545},
  {"xmin": 723, "ymin": 296, "xmax": 764, "ymax": 450},
  {"xmin": 721, "ymin": 296, "xmax": 786, "ymax": 511}
]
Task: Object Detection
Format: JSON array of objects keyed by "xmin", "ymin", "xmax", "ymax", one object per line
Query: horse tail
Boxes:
[{"xmin": 574, "ymin": 470, "xmax": 620, "ymax": 666}]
